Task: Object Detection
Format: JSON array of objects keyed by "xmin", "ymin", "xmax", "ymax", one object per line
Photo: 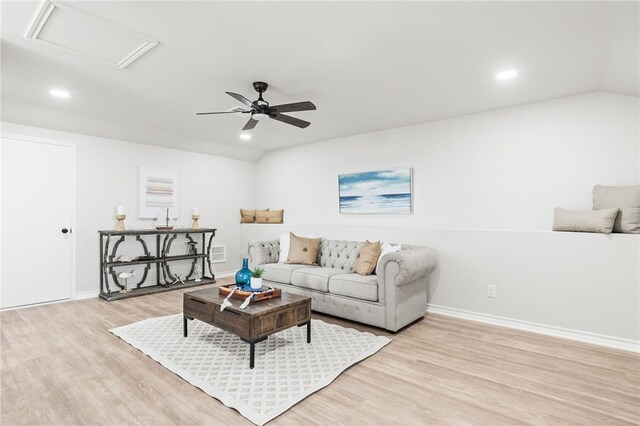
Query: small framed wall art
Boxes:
[
  {"xmin": 138, "ymin": 166, "xmax": 180, "ymax": 218},
  {"xmin": 338, "ymin": 168, "xmax": 413, "ymax": 214}
]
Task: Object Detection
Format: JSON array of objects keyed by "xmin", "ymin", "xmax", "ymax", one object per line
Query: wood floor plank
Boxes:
[{"xmin": 1, "ymin": 277, "xmax": 638, "ymax": 425}]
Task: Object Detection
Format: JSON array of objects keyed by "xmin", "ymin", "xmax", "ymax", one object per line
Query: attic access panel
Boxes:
[{"xmin": 24, "ymin": 0, "xmax": 158, "ymax": 69}]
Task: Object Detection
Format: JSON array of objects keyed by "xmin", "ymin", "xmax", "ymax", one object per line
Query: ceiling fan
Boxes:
[{"xmin": 196, "ymin": 82, "xmax": 316, "ymax": 131}]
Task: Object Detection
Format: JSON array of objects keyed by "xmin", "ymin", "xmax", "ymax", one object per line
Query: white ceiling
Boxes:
[{"xmin": 2, "ymin": 1, "xmax": 638, "ymax": 162}]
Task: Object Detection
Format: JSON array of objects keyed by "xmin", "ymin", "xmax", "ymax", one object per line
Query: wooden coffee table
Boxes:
[{"xmin": 183, "ymin": 288, "xmax": 311, "ymax": 368}]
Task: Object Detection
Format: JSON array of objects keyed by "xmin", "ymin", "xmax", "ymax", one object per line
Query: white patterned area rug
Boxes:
[{"xmin": 110, "ymin": 314, "xmax": 391, "ymax": 425}]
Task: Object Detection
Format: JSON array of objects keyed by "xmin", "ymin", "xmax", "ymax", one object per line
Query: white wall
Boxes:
[
  {"xmin": 255, "ymin": 91, "xmax": 638, "ymax": 230},
  {"xmin": 241, "ymin": 224, "xmax": 639, "ymax": 347},
  {"xmin": 1, "ymin": 122, "xmax": 255, "ymax": 295},
  {"xmin": 247, "ymin": 91, "xmax": 640, "ymax": 346}
]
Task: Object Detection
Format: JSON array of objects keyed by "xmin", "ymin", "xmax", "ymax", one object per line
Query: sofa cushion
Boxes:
[
  {"xmin": 329, "ymin": 274, "xmax": 379, "ymax": 302},
  {"xmin": 287, "ymin": 233, "xmax": 321, "ymax": 265},
  {"xmin": 262, "ymin": 263, "xmax": 308, "ymax": 285},
  {"xmin": 291, "ymin": 267, "xmax": 344, "ymax": 292}
]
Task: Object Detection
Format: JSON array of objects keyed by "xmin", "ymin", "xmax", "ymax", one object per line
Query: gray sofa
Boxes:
[{"xmin": 248, "ymin": 239, "xmax": 438, "ymax": 332}]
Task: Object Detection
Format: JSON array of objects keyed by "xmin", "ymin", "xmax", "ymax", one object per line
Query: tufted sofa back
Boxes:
[
  {"xmin": 250, "ymin": 240, "xmax": 280, "ymax": 265},
  {"xmin": 317, "ymin": 239, "xmax": 363, "ymax": 272},
  {"xmin": 249, "ymin": 238, "xmax": 369, "ymax": 273}
]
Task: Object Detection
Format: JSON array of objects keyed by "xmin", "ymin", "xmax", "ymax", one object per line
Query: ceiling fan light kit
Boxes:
[{"xmin": 197, "ymin": 81, "xmax": 316, "ymax": 131}]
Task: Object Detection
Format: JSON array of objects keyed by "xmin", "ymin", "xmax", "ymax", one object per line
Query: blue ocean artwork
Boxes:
[{"xmin": 339, "ymin": 169, "xmax": 412, "ymax": 214}]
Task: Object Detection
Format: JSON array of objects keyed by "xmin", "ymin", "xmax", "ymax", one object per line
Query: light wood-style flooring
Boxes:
[{"xmin": 1, "ymin": 277, "xmax": 639, "ymax": 425}]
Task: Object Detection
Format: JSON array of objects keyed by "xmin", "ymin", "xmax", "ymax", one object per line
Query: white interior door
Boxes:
[{"xmin": 1, "ymin": 136, "xmax": 75, "ymax": 308}]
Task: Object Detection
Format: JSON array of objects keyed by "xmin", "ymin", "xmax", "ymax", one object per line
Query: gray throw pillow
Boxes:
[
  {"xmin": 553, "ymin": 208, "xmax": 619, "ymax": 234},
  {"xmin": 593, "ymin": 185, "xmax": 640, "ymax": 234}
]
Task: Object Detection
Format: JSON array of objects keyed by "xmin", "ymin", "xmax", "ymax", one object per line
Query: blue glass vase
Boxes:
[{"xmin": 235, "ymin": 258, "xmax": 252, "ymax": 290}]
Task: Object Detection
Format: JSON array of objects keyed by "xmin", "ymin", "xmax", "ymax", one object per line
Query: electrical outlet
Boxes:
[{"xmin": 487, "ymin": 284, "xmax": 497, "ymax": 298}]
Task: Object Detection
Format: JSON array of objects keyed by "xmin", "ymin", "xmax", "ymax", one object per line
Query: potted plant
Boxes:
[{"xmin": 250, "ymin": 267, "xmax": 264, "ymax": 290}]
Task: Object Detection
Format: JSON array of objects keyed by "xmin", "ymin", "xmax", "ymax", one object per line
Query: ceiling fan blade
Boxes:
[
  {"xmin": 242, "ymin": 118, "xmax": 258, "ymax": 130},
  {"xmin": 226, "ymin": 92, "xmax": 257, "ymax": 109},
  {"xmin": 196, "ymin": 111, "xmax": 245, "ymax": 115},
  {"xmin": 271, "ymin": 113, "xmax": 311, "ymax": 128},
  {"xmin": 270, "ymin": 101, "xmax": 316, "ymax": 113}
]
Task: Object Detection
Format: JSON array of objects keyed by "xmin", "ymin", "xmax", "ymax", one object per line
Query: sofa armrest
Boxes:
[
  {"xmin": 248, "ymin": 240, "xmax": 280, "ymax": 266},
  {"xmin": 378, "ymin": 247, "xmax": 437, "ymax": 287}
]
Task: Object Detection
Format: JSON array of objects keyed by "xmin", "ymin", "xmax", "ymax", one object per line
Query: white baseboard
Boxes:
[
  {"xmin": 73, "ymin": 290, "xmax": 99, "ymax": 300},
  {"xmin": 427, "ymin": 304, "xmax": 640, "ymax": 353},
  {"xmin": 2, "ymin": 291, "xmax": 99, "ymax": 310},
  {"xmin": 5, "ymin": 273, "xmax": 236, "ymax": 310}
]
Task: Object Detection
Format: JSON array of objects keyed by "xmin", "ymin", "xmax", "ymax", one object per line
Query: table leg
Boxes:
[
  {"xmin": 242, "ymin": 337, "xmax": 267, "ymax": 369},
  {"xmin": 183, "ymin": 315, "xmax": 187, "ymax": 337},
  {"xmin": 298, "ymin": 321, "xmax": 311, "ymax": 343}
]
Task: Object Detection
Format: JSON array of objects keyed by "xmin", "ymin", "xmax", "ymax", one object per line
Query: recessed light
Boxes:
[
  {"xmin": 496, "ymin": 70, "xmax": 518, "ymax": 80},
  {"xmin": 240, "ymin": 133, "xmax": 251, "ymax": 141},
  {"xmin": 49, "ymin": 88, "xmax": 70, "ymax": 98}
]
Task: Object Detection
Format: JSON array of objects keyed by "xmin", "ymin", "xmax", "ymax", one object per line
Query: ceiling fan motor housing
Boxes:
[
  {"xmin": 252, "ymin": 81, "xmax": 270, "ymax": 108},
  {"xmin": 252, "ymin": 81, "xmax": 268, "ymax": 93}
]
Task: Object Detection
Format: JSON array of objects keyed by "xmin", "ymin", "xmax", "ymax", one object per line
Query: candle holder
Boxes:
[
  {"xmin": 191, "ymin": 214, "xmax": 200, "ymax": 229},
  {"xmin": 116, "ymin": 214, "xmax": 126, "ymax": 231}
]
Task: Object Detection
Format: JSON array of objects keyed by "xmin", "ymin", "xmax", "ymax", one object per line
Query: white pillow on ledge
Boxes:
[{"xmin": 552, "ymin": 207, "xmax": 619, "ymax": 234}]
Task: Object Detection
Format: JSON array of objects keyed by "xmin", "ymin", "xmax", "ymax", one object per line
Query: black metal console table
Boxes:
[{"xmin": 99, "ymin": 228, "xmax": 217, "ymax": 301}]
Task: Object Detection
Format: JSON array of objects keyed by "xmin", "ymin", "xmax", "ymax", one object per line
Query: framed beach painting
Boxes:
[
  {"xmin": 138, "ymin": 166, "xmax": 180, "ymax": 218},
  {"xmin": 338, "ymin": 168, "xmax": 413, "ymax": 214}
]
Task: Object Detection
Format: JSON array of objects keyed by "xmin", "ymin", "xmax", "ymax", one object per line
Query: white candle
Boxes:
[
  {"xmin": 193, "ymin": 208, "xmax": 199, "ymax": 216},
  {"xmin": 116, "ymin": 206, "xmax": 124, "ymax": 215}
]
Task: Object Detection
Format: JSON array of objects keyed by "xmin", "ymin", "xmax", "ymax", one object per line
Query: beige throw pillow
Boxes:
[
  {"xmin": 593, "ymin": 185, "xmax": 640, "ymax": 234},
  {"xmin": 240, "ymin": 209, "xmax": 256, "ymax": 223},
  {"xmin": 353, "ymin": 240, "xmax": 382, "ymax": 275},
  {"xmin": 552, "ymin": 208, "xmax": 619, "ymax": 234},
  {"xmin": 286, "ymin": 232, "xmax": 321, "ymax": 265},
  {"xmin": 256, "ymin": 209, "xmax": 284, "ymax": 224}
]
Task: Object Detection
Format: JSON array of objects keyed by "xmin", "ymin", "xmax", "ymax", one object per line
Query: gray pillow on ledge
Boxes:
[
  {"xmin": 553, "ymin": 208, "xmax": 619, "ymax": 234},
  {"xmin": 593, "ymin": 185, "xmax": 640, "ymax": 234}
]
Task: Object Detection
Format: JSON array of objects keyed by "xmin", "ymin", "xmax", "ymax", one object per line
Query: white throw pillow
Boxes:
[
  {"xmin": 375, "ymin": 243, "xmax": 401, "ymax": 273},
  {"xmin": 278, "ymin": 233, "xmax": 290, "ymax": 263}
]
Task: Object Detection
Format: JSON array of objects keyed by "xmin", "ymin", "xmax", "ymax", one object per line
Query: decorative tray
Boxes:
[{"xmin": 219, "ymin": 284, "xmax": 281, "ymax": 303}]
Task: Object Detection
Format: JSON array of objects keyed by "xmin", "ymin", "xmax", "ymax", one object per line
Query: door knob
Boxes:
[{"xmin": 61, "ymin": 228, "xmax": 69, "ymax": 234}]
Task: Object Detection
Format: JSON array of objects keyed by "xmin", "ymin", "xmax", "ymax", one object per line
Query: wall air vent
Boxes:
[
  {"xmin": 209, "ymin": 244, "xmax": 226, "ymax": 264},
  {"xmin": 24, "ymin": 0, "xmax": 158, "ymax": 70}
]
